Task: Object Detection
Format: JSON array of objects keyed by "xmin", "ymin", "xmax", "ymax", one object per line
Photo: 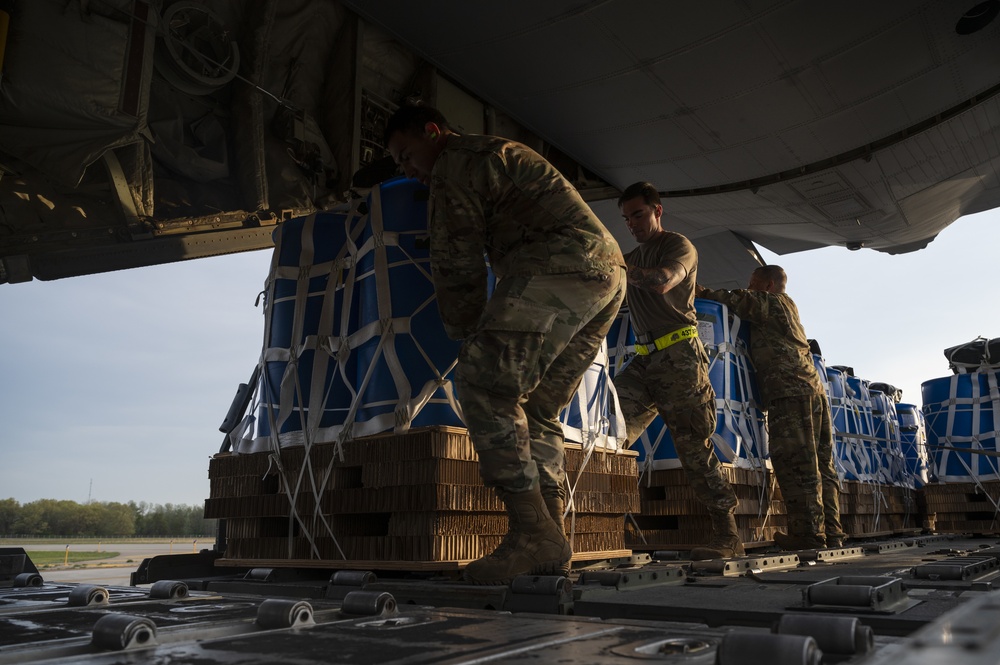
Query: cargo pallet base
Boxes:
[
  {"xmin": 625, "ymin": 467, "xmax": 924, "ymax": 551},
  {"xmin": 215, "ymin": 550, "xmax": 636, "ymax": 573},
  {"xmin": 922, "ymin": 480, "xmax": 1000, "ymax": 534},
  {"xmin": 207, "ymin": 426, "xmax": 639, "ymax": 569}
]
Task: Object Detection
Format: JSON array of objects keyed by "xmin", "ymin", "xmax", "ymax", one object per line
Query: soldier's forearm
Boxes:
[{"xmin": 626, "ymin": 265, "xmax": 678, "ymax": 294}]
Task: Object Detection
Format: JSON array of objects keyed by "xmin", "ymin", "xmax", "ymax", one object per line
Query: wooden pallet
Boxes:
[
  {"xmin": 215, "ymin": 549, "xmax": 634, "ymax": 572},
  {"xmin": 918, "ymin": 480, "xmax": 1000, "ymax": 534}
]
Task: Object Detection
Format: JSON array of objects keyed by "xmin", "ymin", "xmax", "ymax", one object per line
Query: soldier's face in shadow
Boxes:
[
  {"xmin": 388, "ymin": 126, "xmax": 443, "ymax": 185},
  {"xmin": 620, "ymin": 197, "xmax": 664, "ymax": 243}
]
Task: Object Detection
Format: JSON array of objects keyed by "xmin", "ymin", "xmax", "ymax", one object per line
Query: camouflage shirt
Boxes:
[
  {"xmin": 698, "ymin": 288, "xmax": 824, "ymax": 405},
  {"xmin": 428, "ymin": 134, "xmax": 625, "ymax": 339}
]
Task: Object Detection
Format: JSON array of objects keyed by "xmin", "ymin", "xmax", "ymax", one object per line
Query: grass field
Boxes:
[
  {"xmin": 26, "ymin": 551, "xmax": 120, "ymax": 566},
  {"xmin": 1, "ymin": 537, "xmax": 181, "ymax": 545}
]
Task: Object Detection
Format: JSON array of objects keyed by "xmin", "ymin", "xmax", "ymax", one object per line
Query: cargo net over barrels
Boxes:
[
  {"xmin": 923, "ymin": 337, "xmax": 1000, "ymax": 485},
  {"xmin": 233, "ymin": 176, "xmax": 626, "ymax": 456},
  {"xmin": 213, "ymin": 177, "xmax": 632, "ymax": 562},
  {"xmin": 919, "ymin": 337, "xmax": 1000, "ymax": 532}
]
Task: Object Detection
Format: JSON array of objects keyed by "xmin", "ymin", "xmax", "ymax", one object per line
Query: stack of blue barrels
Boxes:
[
  {"xmin": 922, "ymin": 338, "xmax": 1000, "ymax": 483},
  {"xmin": 919, "ymin": 339, "xmax": 1000, "ymax": 534},
  {"xmin": 248, "ymin": 176, "xmax": 625, "ymax": 454},
  {"xmin": 896, "ymin": 403, "xmax": 930, "ymax": 488}
]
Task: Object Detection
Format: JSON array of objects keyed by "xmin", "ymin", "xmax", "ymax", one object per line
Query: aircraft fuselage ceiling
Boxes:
[{"xmin": 0, "ymin": 0, "xmax": 998, "ymax": 286}]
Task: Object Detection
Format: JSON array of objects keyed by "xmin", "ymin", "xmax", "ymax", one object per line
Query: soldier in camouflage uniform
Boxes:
[
  {"xmin": 698, "ymin": 265, "xmax": 846, "ymax": 550},
  {"xmin": 613, "ymin": 182, "xmax": 743, "ymax": 561},
  {"xmin": 385, "ymin": 104, "xmax": 626, "ymax": 584}
]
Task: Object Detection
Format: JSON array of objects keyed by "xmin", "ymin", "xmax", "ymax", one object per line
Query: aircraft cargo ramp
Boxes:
[{"xmin": 3, "ymin": 534, "xmax": 1000, "ymax": 664}]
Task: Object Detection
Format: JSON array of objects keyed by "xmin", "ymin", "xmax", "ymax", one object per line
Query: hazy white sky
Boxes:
[{"xmin": 2, "ymin": 207, "xmax": 997, "ymax": 507}]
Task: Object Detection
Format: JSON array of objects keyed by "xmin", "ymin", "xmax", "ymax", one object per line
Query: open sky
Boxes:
[{"xmin": 2, "ymin": 207, "xmax": 998, "ymax": 507}]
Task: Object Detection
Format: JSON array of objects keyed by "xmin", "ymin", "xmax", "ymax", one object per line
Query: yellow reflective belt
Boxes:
[{"xmin": 634, "ymin": 325, "xmax": 698, "ymax": 356}]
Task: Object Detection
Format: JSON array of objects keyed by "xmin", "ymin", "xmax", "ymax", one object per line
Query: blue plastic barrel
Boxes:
[
  {"xmin": 922, "ymin": 372, "xmax": 1000, "ymax": 482},
  {"xmin": 558, "ymin": 341, "xmax": 626, "ymax": 447},
  {"xmin": 870, "ymin": 390, "xmax": 903, "ymax": 485},
  {"xmin": 825, "ymin": 367, "xmax": 860, "ymax": 480},
  {"xmin": 352, "ymin": 176, "xmax": 466, "ymax": 431},
  {"xmin": 606, "ymin": 305, "xmax": 636, "ymax": 380},
  {"xmin": 254, "ymin": 176, "xmax": 624, "ymax": 449},
  {"xmin": 897, "ymin": 402, "xmax": 930, "ymax": 487},
  {"xmin": 256, "ymin": 207, "xmax": 362, "ymax": 444},
  {"xmin": 846, "ymin": 374, "xmax": 877, "ymax": 480}
]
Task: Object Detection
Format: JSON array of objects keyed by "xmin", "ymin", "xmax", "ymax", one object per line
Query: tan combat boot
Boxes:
[
  {"xmin": 689, "ymin": 511, "xmax": 746, "ymax": 561},
  {"xmin": 464, "ymin": 487, "xmax": 572, "ymax": 585},
  {"xmin": 542, "ymin": 491, "xmax": 572, "ymax": 576},
  {"xmin": 825, "ymin": 535, "xmax": 846, "ymax": 549},
  {"xmin": 543, "ymin": 492, "xmax": 565, "ymax": 534},
  {"xmin": 773, "ymin": 531, "xmax": 826, "ymax": 551}
]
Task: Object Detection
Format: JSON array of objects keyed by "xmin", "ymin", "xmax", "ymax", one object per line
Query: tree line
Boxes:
[{"xmin": 0, "ymin": 498, "xmax": 217, "ymax": 537}]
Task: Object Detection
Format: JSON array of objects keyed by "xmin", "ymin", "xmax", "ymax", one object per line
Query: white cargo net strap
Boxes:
[
  {"xmin": 836, "ymin": 379, "xmax": 889, "ymax": 532},
  {"xmin": 562, "ymin": 340, "xmax": 628, "ymax": 547},
  {"xmin": 832, "ymin": 380, "xmax": 876, "ymax": 484},
  {"xmin": 925, "ymin": 373, "xmax": 1000, "ymax": 516},
  {"xmin": 816, "ymin": 362, "xmax": 854, "ymax": 484},
  {"xmin": 244, "ymin": 208, "xmax": 368, "ymax": 559},
  {"xmin": 712, "ymin": 313, "xmax": 771, "ymax": 540},
  {"xmin": 271, "ymin": 190, "xmax": 464, "ymax": 558},
  {"xmin": 711, "ymin": 313, "xmax": 769, "ymax": 475},
  {"xmin": 871, "ymin": 399, "xmax": 907, "ymax": 486},
  {"xmin": 250, "ymin": 190, "xmax": 463, "ymax": 457}
]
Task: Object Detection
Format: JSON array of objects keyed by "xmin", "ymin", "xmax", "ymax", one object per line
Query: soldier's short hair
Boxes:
[
  {"xmin": 618, "ymin": 182, "xmax": 661, "ymax": 208},
  {"xmin": 754, "ymin": 265, "xmax": 787, "ymax": 289},
  {"xmin": 383, "ymin": 103, "xmax": 452, "ymax": 144}
]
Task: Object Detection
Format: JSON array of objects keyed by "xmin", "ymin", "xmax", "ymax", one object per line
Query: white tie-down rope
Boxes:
[
  {"xmin": 850, "ymin": 380, "xmax": 887, "ymax": 533},
  {"xmin": 922, "ymin": 373, "xmax": 1000, "ymax": 521},
  {"xmin": 242, "ymin": 204, "xmax": 368, "ymax": 558},
  {"xmin": 927, "ymin": 373, "xmax": 1000, "ymax": 482},
  {"xmin": 707, "ymin": 309, "xmax": 739, "ymax": 463},
  {"xmin": 814, "ymin": 358, "xmax": 848, "ymax": 490},
  {"xmin": 607, "ymin": 310, "xmax": 663, "ymax": 546},
  {"xmin": 828, "ymin": 392, "xmax": 861, "ymax": 481},
  {"xmin": 297, "ymin": 210, "xmax": 367, "ymax": 558},
  {"xmin": 563, "ymin": 341, "xmax": 625, "ymax": 549},
  {"xmin": 718, "ymin": 313, "xmax": 768, "ymax": 472},
  {"xmin": 722, "ymin": 313, "xmax": 771, "ymax": 540},
  {"xmin": 270, "ymin": 209, "xmax": 371, "ymax": 559}
]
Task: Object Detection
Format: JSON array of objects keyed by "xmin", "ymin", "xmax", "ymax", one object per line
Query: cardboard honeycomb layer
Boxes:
[{"xmin": 208, "ymin": 426, "xmax": 639, "ymax": 564}]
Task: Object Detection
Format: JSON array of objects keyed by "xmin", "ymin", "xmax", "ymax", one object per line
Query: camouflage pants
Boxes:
[
  {"xmin": 816, "ymin": 397, "xmax": 845, "ymax": 540},
  {"xmin": 614, "ymin": 339, "xmax": 737, "ymax": 514},
  {"xmin": 455, "ymin": 267, "xmax": 626, "ymax": 495},
  {"xmin": 768, "ymin": 394, "xmax": 831, "ymax": 538}
]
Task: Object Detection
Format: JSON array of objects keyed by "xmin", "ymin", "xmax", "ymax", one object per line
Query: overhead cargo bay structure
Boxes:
[{"xmin": 1, "ymin": 0, "xmax": 999, "ymax": 286}]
